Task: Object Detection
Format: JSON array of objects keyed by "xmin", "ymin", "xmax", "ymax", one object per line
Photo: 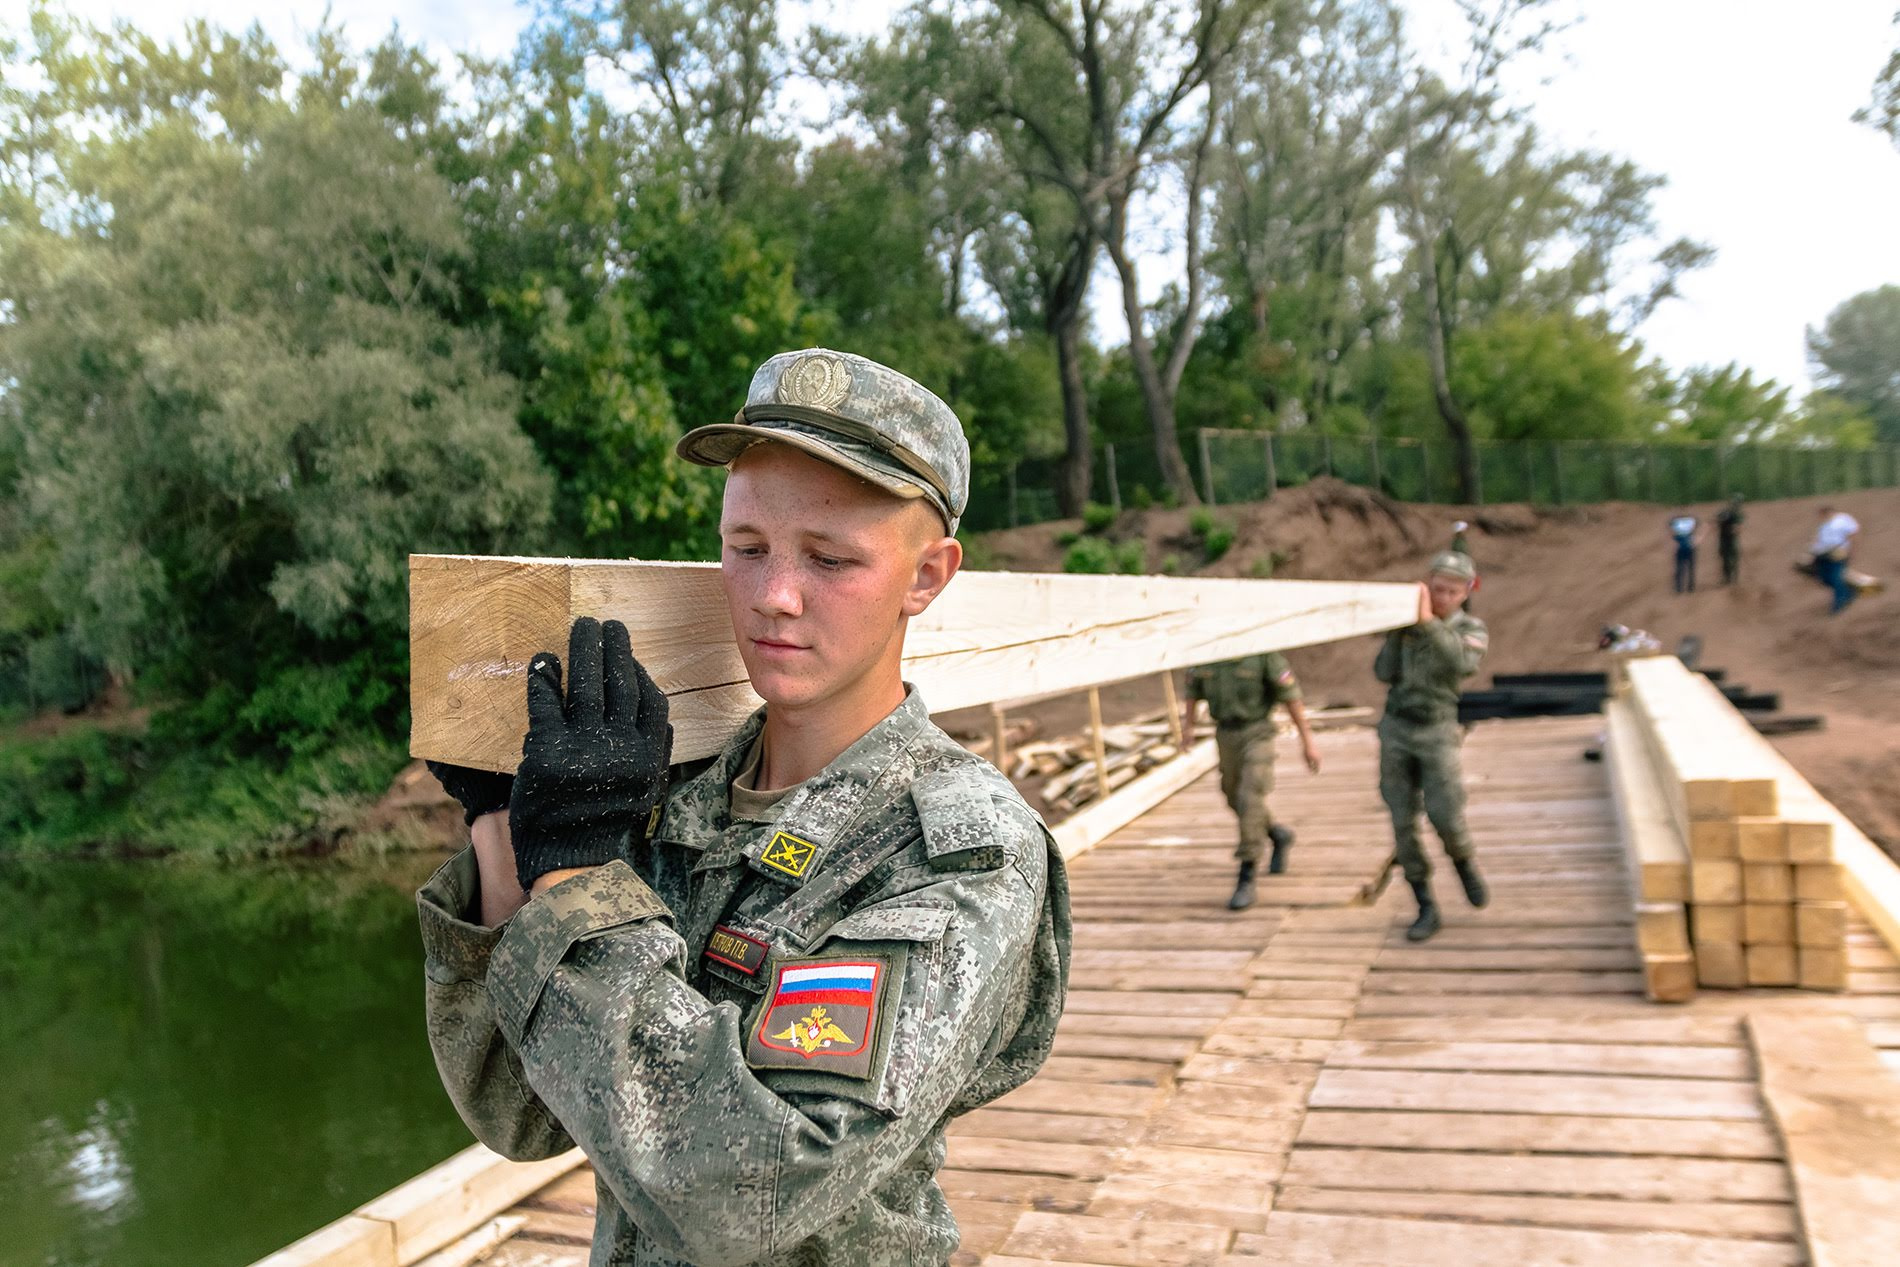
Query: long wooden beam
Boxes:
[{"xmin": 410, "ymin": 555, "xmax": 1418, "ymax": 770}]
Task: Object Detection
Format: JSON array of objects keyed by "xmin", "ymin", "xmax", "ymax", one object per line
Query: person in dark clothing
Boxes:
[{"xmin": 1716, "ymin": 496, "xmax": 1745, "ymax": 586}]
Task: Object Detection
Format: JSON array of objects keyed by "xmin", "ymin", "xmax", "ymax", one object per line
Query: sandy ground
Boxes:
[{"xmin": 962, "ymin": 479, "xmax": 1900, "ymax": 856}]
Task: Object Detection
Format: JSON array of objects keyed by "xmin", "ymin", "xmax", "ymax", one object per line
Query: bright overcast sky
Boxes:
[{"xmin": 45, "ymin": 0, "xmax": 1900, "ymax": 393}]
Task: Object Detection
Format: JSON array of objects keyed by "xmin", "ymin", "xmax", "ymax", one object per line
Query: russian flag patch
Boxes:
[{"xmin": 747, "ymin": 957, "xmax": 887, "ymax": 1078}]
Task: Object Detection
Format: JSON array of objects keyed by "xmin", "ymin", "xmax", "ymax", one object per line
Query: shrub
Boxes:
[
  {"xmin": 1203, "ymin": 527, "xmax": 1234, "ymax": 563},
  {"xmin": 1160, "ymin": 553, "xmax": 1182, "ymax": 575},
  {"xmin": 1114, "ymin": 541, "xmax": 1147, "ymax": 574},
  {"xmin": 1130, "ymin": 486, "xmax": 1154, "ymax": 511},
  {"xmin": 1055, "ymin": 529, "xmax": 1081, "ymax": 547},
  {"xmin": 1188, "ymin": 507, "xmax": 1216, "ymax": 539},
  {"xmin": 1062, "ymin": 538, "xmax": 1116, "ymax": 574},
  {"xmin": 1081, "ymin": 502, "xmax": 1117, "ymax": 534}
]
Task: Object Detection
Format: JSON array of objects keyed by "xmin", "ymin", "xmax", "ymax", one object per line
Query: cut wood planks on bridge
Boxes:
[{"xmin": 409, "ymin": 554, "xmax": 1418, "ymax": 769}]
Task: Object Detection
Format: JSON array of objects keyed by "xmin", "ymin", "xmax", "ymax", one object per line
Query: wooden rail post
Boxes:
[
  {"xmin": 990, "ymin": 702, "xmax": 1009, "ymax": 774},
  {"xmin": 1262, "ymin": 433, "xmax": 1277, "ymax": 497},
  {"xmin": 1161, "ymin": 670, "xmax": 1184, "ymax": 752},
  {"xmin": 1087, "ymin": 686, "xmax": 1111, "ymax": 803}
]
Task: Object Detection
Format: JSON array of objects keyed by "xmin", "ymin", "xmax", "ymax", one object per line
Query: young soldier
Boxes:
[
  {"xmin": 1182, "ymin": 655, "xmax": 1322, "ymax": 910},
  {"xmin": 1716, "ymin": 495, "xmax": 1745, "ymax": 586},
  {"xmin": 1375, "ymin": 551, "xmax": 1489, "ymax": 942},
  {"xmin": 419, "ymin": 349, "xmax": 1070, "ymax": 1266}
]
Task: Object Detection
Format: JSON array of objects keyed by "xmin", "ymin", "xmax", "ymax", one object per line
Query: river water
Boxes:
[{"xmin": 0, "ymin": 855, "xmax": 475, "ymax": 1267}]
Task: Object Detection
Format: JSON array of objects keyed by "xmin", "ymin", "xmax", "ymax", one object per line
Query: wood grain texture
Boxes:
[
  {"xmin": 1749, "ymin": 1014, "xmax": 1900, "ymax": 1267},
  {"xmin": 409, "ymin": 554, "xmax": 1418, "ymax": 768}
]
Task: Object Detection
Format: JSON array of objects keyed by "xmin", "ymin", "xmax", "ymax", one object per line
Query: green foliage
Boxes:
[
  {"xmin": 1188, "ymin": 507, "xmax": 1217, "ymax": 539},
  {"xmin": 1113, "ymin": 540, "xmax": 1147, "ymax": 574},
  {"xmin": 1062, "ymin": 537, "xmax": 1116, "ymax": 574},
  {"xmin": 1448, "ymin": 310, "xmax": 1661, "ymax": 442},
  {"xmin": 1808, "ymin": 286, "xmax": 1900, "ymax": 443},
  {"xmin": 1160, "ymin": 552, "xmax": 1182, "ymax": 575},
  {"xmin": 1081, "ymin": 502, "xmax": 1118, "ymax": 533},
  {"xmin": 1055, "ymin": 529, "xmax": 1081, "ymax": 547},
  {"xmin": 1666, "ymin": 364, "xmax": 1792, "ymax": 444},
  {"xmin": 1203, "ymin": 527, "xmax": 1235, "ymax": 563}
]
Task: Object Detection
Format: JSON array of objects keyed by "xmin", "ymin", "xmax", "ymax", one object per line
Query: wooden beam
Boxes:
[
  {"xmin": 1748, "ymin": 1014, "xmax": 1900, "ymax": 1266},
  {"xmin": 1603, "ymin": 699, "xmax": 1689, "ymax": 904},
  {"xmin": 248, "ymin": 1147, "xmax": 582, "ymax": 1267},
  {"xmin": 1049, "ymin": 740, "xmax": 1220, "ymax": 863},
  {"xmin": 409, "ymin": 555, "xmax": 1419, "ymax": 769},
  {"xmin": 1624, "ymin": 656, "xmax": 1779, "ymax": 826},
  {"xmin": 1087, "ymin": 687, "xmax": 1110, "ymax": 803}
]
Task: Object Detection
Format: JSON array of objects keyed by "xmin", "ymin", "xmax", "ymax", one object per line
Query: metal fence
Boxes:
[{"xmin": 969, "ymin": 429, "xmax": 1900, "ymax": 531}]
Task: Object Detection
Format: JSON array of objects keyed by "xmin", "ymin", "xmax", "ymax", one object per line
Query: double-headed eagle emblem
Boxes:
[{"xmin": 771, "ymin": 1005, "xmax": 856, "ymax": 1055}]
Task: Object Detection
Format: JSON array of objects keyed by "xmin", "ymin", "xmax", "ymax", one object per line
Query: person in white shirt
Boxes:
[{"xmin": 1809, "ymin": 506, "xmax": 1861, "ymax": 613}]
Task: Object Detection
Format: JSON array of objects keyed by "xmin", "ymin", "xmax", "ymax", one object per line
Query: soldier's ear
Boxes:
[{"xmin": 902, "ymin": 532, "xmax": 962, "ymax": 618}]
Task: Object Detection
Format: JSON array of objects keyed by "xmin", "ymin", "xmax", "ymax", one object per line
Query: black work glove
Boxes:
[
  {"xmin": 425, "ymin": 761, "xmax": 515, "ymax": 827},
  {"xmin": 509, "ymin": 616, "xmax": 672, "ymax": 892}
]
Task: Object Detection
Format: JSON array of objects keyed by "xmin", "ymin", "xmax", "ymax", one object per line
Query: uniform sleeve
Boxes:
[
  {"xmin": 1416, "ymin": 617, "xmax": 1488, "ymax": 680},
  {"xmin": 1373, "ymin": 631, "xmax": 1403, "ymax": 684},
  {"xmin": 1265, "ymin": 653, "xmax": 1303, "ymax": 705},
  {"xmin": 417, "ymin": 849, "xmax": 578, "ymax": 1161},
  {"xmin": 1186, "ymin": 666, "xmax": 1207, "ymax": 702},
  {"xmin": 478, "ymin": 823, "xmax": 1049, "ymax": 1265}
]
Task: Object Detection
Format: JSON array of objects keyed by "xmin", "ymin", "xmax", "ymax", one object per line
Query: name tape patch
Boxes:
[{"xmin": 704, "ymin": 925, "xmax": 769, "ymax": 976}]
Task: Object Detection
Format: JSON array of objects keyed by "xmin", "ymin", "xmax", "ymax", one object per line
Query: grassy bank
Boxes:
[{"xmin": 0, "ymin": 718, "xmax": 410, "ymax": 859}]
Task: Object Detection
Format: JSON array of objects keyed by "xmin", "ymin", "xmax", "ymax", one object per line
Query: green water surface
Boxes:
[{"xmin": 0, "ymin": 856, "xmax": 475, "ymax": 1267}]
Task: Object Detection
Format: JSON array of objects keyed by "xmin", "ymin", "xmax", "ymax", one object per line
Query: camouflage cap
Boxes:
[
  {"xmin": 676, "ymin": 348, "xmax": 970, "ymax": 534},
  {"xmin": 1428, "ymin": 550, "xmax": 1477, "ymax": 582}
]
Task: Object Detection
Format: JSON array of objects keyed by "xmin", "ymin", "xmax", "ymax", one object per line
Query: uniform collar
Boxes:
[{"xmin": 738, "ymin": 686, "xmax": 932, "ymax": 889}]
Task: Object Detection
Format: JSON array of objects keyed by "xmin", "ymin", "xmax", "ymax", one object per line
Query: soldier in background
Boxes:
[
  {"xmin": 1375, "ymin": 551, "xmax": 1490, "ymax": 942},
  {"xmin": 1183, "ymin": 655, "xmax": 1322, "ymax": 911},
  {"xmin": 1716, "ymin": 495, "xmax": 1746, "ymax": 586},
  {"xmin": 418, "ymin": 348, "xmax": 1070, "ymax": 1266}
]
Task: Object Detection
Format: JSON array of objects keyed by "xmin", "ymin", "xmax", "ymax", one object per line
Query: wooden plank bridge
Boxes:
[{"xmin": 450, "ymin": 715, "xmax": 1900, "ymax": 1267}]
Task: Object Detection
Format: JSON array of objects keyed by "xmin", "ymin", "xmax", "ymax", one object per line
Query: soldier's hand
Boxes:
[
  {"xmin": 508, "ymin": 616, "xmax": 672, "ymax": 892},
  {"xmin": 1303, "ymin": 738, "xmax": 1322, "ymax": 775},
  {"xmin": 1414, "ymin": 582, "xmax": 1435, "ymax": 625},
  {"xmin": 426, "ymin": 760, "xmax": 514, "ymax": 827}
]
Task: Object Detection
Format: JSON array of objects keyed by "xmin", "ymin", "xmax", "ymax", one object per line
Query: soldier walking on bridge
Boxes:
[
  {"xmin": 1376, "ymin": 551, "xmax": 1490, "ymax": 942},
  {"xmin": 1182, "ymin": 655, "xmax": 1322, "ymax": 911}
]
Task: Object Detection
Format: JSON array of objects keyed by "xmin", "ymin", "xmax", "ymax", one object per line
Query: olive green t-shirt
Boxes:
[{"xmin": 729, "ymin": 731, "xmax": 801, "ymax": 823}]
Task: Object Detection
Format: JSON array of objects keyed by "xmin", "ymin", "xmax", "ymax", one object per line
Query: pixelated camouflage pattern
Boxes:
[
  {"xmin": 418, "ymin": 688, "xmax": 1070, "ymax": 1266},
  {"xmin": 1373, "ymin": 609, "xmax": 1488, "ymax": 883}
]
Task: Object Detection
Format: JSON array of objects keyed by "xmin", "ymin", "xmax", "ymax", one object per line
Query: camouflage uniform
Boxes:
[
  {"xmin": 1374, "ymin": 611, "xmax": 1488, "ymax": 885},
  {"xmin": 1187, "ymin": 654, "xmax": 1301, "ymax": 864},
  {"xmin": 419, "ymin": 689, "xmax": 1070, "ymax": 1266}
]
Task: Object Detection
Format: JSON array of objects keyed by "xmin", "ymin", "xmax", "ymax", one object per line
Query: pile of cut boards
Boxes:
[
  {"xmin": 1605, "ymin": 653, "xmax": 1848, "ymax": 1003},
  {"xmin": 1008, "ymin": 714, "xmax": 1184, "ymax": 816},
  {"xmin": 1460, "ymin": 667, "xmax": 1824, "ymax": 735}
]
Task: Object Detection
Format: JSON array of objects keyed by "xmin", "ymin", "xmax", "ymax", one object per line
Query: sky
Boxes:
[{"xmin": 44, "ymin": 0, "xmax": 1900, "ymax": 393}]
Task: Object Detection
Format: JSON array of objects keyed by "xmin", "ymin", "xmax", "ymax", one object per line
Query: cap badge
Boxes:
[{"xmin": 777, "ymin": 354, "xmax": 852, "ymax": 411}]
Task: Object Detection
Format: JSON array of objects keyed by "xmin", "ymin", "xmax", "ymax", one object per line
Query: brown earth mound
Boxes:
[{"xmin": 973, "ymin": 480, "xmax": 1900, "ymax": 854}]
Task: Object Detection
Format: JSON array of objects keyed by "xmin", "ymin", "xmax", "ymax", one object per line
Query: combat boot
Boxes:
[
  {"xmin": 1406, "ymin": 879, "xmax": 1440, "ymax": 942},
  {"xmin": 1267, "ymin": 824, "xmax": 1294, "ymax": 875},
  {"xmin": 1454, "ymin": 858, "xmax": 1489, "ymax": 908},
  {"xmin": 1228, "ymin": 862, "xmax": 1258, "ymax": 911}
]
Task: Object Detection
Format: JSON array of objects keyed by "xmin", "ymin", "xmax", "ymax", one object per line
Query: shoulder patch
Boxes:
[
  {"xmin": 912, "ymin": 766, "xmax": 1008, "ymax": 872},
  {"xmin": 747, "ymin": 955, "xmax": 893, "ymax": 1079}
]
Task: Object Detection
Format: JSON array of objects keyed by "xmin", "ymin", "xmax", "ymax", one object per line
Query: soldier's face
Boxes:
[
  {"xmin": 1427, "ymin": 573, "xmax": 1470, "ymax": 618},
  {"xmin": 719, "ymin": 443, "xmax": 961, "ymax": 712}
]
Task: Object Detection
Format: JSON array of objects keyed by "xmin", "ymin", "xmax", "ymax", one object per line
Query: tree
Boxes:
[
  {"xmin": 1666, "ymin": 364, "xmax": 1792, "ymax": 445},
  {"xmin": 1386, "ymin": 1, "xmax": 1712, "ymax": 500},
  {"xmin": 1807, "ymin": 285, "xmax": 1900, "ymax": 443},
  {"xmin": 974, "ymin": 0, "xmax": 1269, "ymax": 505},
  {"xmin": 1858, "ymin": 10, "xmax": 1900, "ymax": 149},
  {"xmin": 0, "ymin": 16, "xmax": 550, "ymax": 699}
]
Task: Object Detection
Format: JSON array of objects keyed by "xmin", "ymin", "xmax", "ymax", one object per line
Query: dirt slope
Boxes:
[{"xmin": 975, "ymin": 480, "xmax": 1900, "ymax": 854}]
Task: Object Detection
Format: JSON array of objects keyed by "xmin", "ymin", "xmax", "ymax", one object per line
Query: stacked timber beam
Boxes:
[
  {"xmin": 1618, "ymin": 656, "xmax": 1846, "ymax": 993},
  {"xmin": 408, "ymin": 556, "xmax": 1419, "ymax": 770},
  {"xmin": 1601, "ymin": 696, "xmax": 1694, "ymax": 1002}
]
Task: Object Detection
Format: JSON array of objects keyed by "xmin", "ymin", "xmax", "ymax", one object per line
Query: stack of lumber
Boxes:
[
  {"xmin": 1601, "ymin": 696, "xmax": 1695, "ymax": 1002},
  {"xmin": 1619, "ymin": 656, "xmax": 1846, "ymax": 993},
  {"xmin": 1010, "ymin": 714, "xmax": 1182, "ymax": 815}
]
